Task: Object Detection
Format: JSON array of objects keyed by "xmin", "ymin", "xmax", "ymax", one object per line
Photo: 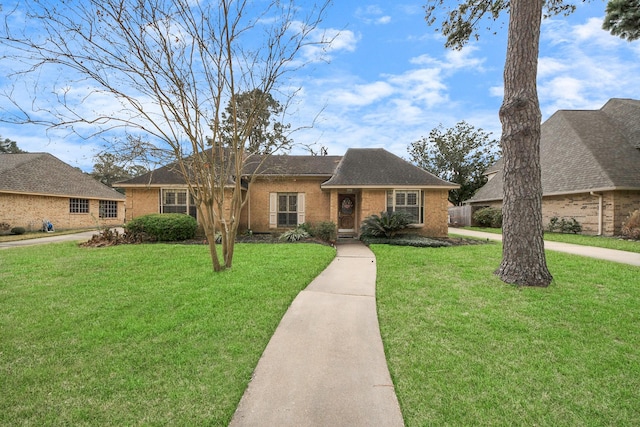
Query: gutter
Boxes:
[{"xmin": 590, "ymin": 191, "xmax": 603, "ymax": 236}]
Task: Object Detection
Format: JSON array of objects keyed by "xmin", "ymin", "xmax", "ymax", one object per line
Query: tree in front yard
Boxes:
[
  {"xmin": 0, "ymin": 0, "xmax": 333, "ymax": 272},
  {"xmin": 408, "ymin": 121, "xmax": 499, "ymax": 206},
  {"xmin": 424, "ymin": 0, "xmax": 587, "ymax": 286}
]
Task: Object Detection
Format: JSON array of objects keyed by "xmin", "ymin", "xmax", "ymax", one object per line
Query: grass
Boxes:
[
  {"xmin": 0, "ymin": 242, "xmax": 335, "ymax": 425},
  {"xmin": 373, "ymin": 243, "xmax": 640, "ymax": 426},
  {"xmin": 460, "ymin": 226, "xmax": 640, "ymax": 254}
]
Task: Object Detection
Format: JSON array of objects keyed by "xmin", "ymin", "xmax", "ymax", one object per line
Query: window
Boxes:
[
  {"xmin": 99, "ymin": 200, "xmax": 118, "ymax": 218},
  {"xmin": 269, "ymin": 192, "xmax": 305, "ymax": 228},
  {"xmin": 278, "ymin": 193, "xmax": 298, "ymax": 227},
  {"xmin": 387, "ymin": 190, "xmax": 423, "ymax": 224},
  {"xmin": 70, "ymin": 198, "xmax": 89, "ymax": 214},
  {"xmin": 161, "ymin": 189, "xmax": 197, "ymax": 218}
]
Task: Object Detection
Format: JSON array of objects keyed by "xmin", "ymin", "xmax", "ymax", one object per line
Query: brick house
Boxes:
[
  {"xmin": 0, "ymin": 153, "xmax": 126, "ymax": 231},
  {"xmin": 118, "ymin": 148, "xmax": 457, "ymax": 237},
  {"xmin": 466, "ymin": 98, "xmax": 640, "ymax": 236}
]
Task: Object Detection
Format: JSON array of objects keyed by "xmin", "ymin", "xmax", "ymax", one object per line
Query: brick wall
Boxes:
[
  {"xmin": 124, "ymin": 188, "xmax": 159, "ymax": 221},
  {"xmin": 247, "ymin": 177, "xmax": 331, "ymax": 232},
  {"xmin": 1, "ymin": 192, "xmax": 124, "ymax": 231},
  {"xmin": 471, "ymin": 190, "xmax": 640, "ymax": 236},
  {"xmin": 612, "ymin": 190, "xmax": 640, "ymax": 235},
  {"xmin": 358, "ymin": 188, "xmax": 450, "ymax": 237}
]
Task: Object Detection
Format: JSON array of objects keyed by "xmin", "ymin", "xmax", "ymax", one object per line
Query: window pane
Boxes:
[
  {"xmin": 278, "ymin": 195, "xmax": 287, "ymax": 211},
  {"xmin": 289, "ymin": 195, "xmax": 297, "ymax": 212},
  {"xmin": 387, "ymin": 191, "xmax": 393, "ymax": 209},
  {"xmin": 177, "ymin": 191, "xmax": 187, "ymax": 205},
  {"xmin": 396, "ymin": 193, "xmax": 405, "ymax": 206},
  {"xmin": 407, "ymin": 192, "xmax": 417, "ymax": 206},
  {"xmin": 164, "ymin": 191, "xmax": 175, "ymax": 205}
]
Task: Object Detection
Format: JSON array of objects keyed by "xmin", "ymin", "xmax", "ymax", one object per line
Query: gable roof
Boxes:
[
  {"xmin": 468, "ymin": 98, "xmax": 640, "ymax": 203},
  {"xmin": 0, "ymin": 153, "xmax": 125, "ymax": 200},
  {"xmin": 321, "ymin": 148, "xmax": 457, "ymax": 188},
  {"xmin": 119, "ymin": 148, "xmax": 457, "ymax": 189}
]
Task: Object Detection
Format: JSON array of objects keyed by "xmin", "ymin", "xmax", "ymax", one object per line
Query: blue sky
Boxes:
[{"xmin": 1, "ymin": 1, "xmax": 640, "ymax": 171}]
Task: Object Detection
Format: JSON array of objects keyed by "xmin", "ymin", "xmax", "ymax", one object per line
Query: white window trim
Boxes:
[{"xmin": 387, "ymin": 189, "xmax": 424, "ymax": 225}]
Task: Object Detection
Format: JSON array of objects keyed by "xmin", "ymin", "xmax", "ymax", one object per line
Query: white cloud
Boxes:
[{"xmin": 355, "ymin": 5, "xmax": 392, "ymax": 25}]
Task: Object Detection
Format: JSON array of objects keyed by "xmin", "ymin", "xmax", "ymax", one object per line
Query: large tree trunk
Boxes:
[{"xmin": 495, "ymin": 0, "xmax": 552, "ymax": 287}]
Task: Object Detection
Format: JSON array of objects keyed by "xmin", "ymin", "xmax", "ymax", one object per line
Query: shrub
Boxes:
[
  {"xmin": 125, "ymin": 213, "xmax": 198, "ymax": 242},
  {"xmin": 360, "ymin": 234, "xmax": 451, "ymax": 247},
  {"xmin": 280, "ymin": 225, "xmax": 310, "ymax": 242},
  {"xmin": 473, "ymin": 207, "xmax": 503, "ymax": 228},
  {"xmin": 548, "ymin": 216, "xmax": 582, "ymax": 234},
  {"xmin": 311, "ymin": 221, "xmax": 337, "ymax": 242},
  {"xmin": 0, "ymin": 222, "xmax": 11, "ymax": 232},
  {"xmin": 360, "ymin": 211, "xmax": 412, "ymax": 238},
  {"xmin": 621, "ymin": 210, "xmax": 640, "ymax": 240},
  {"xmin": 10, "ymin": 227, "xmax": 26, "ymax": 235}
]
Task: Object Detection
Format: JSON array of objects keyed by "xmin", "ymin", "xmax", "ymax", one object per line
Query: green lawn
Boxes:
[
  {"xmin": 460, "ymin": 226, "xmax": 640, "ymax": 253},
  {"xmin": 4, "ymin": 240, "xmax": 639, "ymax": 426},
  {"xmin": 373, "ymin": 243, "xmax": 640, "ymax": 426},
  {"xmin": 0, "ymin": 242, "xmax": 335, "ymax": 425}
]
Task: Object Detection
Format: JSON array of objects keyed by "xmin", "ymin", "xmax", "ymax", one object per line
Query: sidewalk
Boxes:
[
  {"xmin": 0, "ymin": 230, "xmax": 100, "ymax": 250},
  {"xmin": 229, "ymin": 240, "xmax": 404, "ymax": 427},
  {"xmin": 449, "ymin": 227, "xmax": 640, "ymax": 267}
]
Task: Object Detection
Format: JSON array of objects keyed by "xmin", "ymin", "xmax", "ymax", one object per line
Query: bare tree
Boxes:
[
  {"xmin": 425, "ymin": 0, "xmax": 588, "ymax": 286},
  {"xmin": 1, "ymin": 0, "xmax": 333, "ymax": 272}
]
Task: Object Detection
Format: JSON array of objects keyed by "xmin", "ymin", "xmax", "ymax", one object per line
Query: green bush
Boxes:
[
  {"xmin": 473, "ymin": 207, "xmax": 503, "ymax": 228},
  {"xmin": 10, "ymin": 227, "xmax": 26, "ymax": 235},
  {"xmin": 311, "ymin": 221, "xmax": 337, "ymax": 242},
  {"xmin": 621, "ymin": 210, "xmax": 640, "ymax": 240},
  {"xmin": 548, "ymin": 216, "xmax": 582, "ymax": 234},
  {"xmin": 125, "ymin": 213, "xmax": 198, "ymax": 242},
  {"xmin": 280, "ymin": 225, "xmax": 310, "ymax": 242},
  {"xmin": 360, "ymin": 211, "xmax": 412, "ymax": 238}
]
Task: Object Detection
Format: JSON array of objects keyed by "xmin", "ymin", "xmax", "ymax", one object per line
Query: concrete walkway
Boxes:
[
  {"xmin": 0, "ymin": 230, "xmax": 100, "ymax": 250},
  {"xmin": 229, "ymin": 240, "xmax": 404, "ymax": 427},
  {"xmin": 449, "ymin": 227, "xmax": 640, "ymax": 267}
]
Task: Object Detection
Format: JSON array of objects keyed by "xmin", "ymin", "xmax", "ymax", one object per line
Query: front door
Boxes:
[{"xmin": 338, "ymin": 194, "xmax": 356, "ymax": 233}]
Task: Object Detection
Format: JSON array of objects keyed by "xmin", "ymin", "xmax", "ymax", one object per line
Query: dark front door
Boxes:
[{"xmin": 338, "ymin": 194, "xmax": 356, "ymax": 232}]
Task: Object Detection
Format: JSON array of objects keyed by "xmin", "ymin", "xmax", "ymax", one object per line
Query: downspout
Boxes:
[{"xmin": 590, "ymin": 191, "xmax": 603, "ymax": 236}]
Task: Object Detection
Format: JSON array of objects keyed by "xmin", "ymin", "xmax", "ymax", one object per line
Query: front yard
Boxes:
[
  {"xmin": 374, "ymin": 243, "xmax": 640, "ymax": 426},
  {"xmin": 2, "ymin": 240, "xmax": 639, "ymax": 425}
]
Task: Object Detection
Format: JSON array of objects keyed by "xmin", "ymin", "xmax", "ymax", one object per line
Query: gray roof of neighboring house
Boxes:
[
  {"xmin": 468, "ymin": 98, "xmax": 640, "ymax": 203},
  {"xmin": 322, "ymin": 148, "xmax": 456, "ymax": 188},
  {"xmin": 0, "ymin": 153, "xmax": 125, "ymax": 200},
  {"xmin": 119, "ymin": 148, "xmax": 457, "ymax": 188}
]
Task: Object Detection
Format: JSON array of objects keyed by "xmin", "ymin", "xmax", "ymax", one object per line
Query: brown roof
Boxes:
[
  {"xmin": 468, "ymin": 98, "xmax": 640, "ymax": 203},
  {"xmin": 322, "ymin": 148, "xmax": 457, "ymax": 188},
  {"xmin": 119, "ymin": 148, "xmax": 457, "ymax": 189},
  {"xmin": 0, "ymin": 153, "xmax": 125, "ymax": 200}
]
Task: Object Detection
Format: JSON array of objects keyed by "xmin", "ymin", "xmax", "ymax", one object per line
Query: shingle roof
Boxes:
[
  {"xmin": 119, "ymin": 148, "xmax": 456, "ymax": 188},
  {"xmin": 244, "ymin": 154, "xmax": 342, "ymax": 176},
  {"xmin": 468, "ymin": 98, "xmax": 640, "ymax": 203},
  {"xmin": 0, "ymin": 153, "xmax": 125, "ymax": 200},
  {"xmin": 321, "ymin": 148, "xmax": 456, "ymax": 188}
]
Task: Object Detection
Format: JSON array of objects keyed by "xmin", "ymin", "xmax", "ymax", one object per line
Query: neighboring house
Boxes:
[
  {"xmin": 0, "ymin": 153, "xmax": 126, "ymax": 231},
  {"xmin": 118, "ymin": 148, "xmax": 458, "ymax": 237},
  {"xmin": 466, "ymin": 98, "xmax": 640, "ymax": 236}
]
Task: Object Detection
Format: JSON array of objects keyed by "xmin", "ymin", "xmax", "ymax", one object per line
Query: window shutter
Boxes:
[
  {"xmin": 269, "ymin": 193, "xmax": 277, "ymax": 228},
  {"xmin": 297, "ymin": 193, "xmax": 305, "ymax": 224}
]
